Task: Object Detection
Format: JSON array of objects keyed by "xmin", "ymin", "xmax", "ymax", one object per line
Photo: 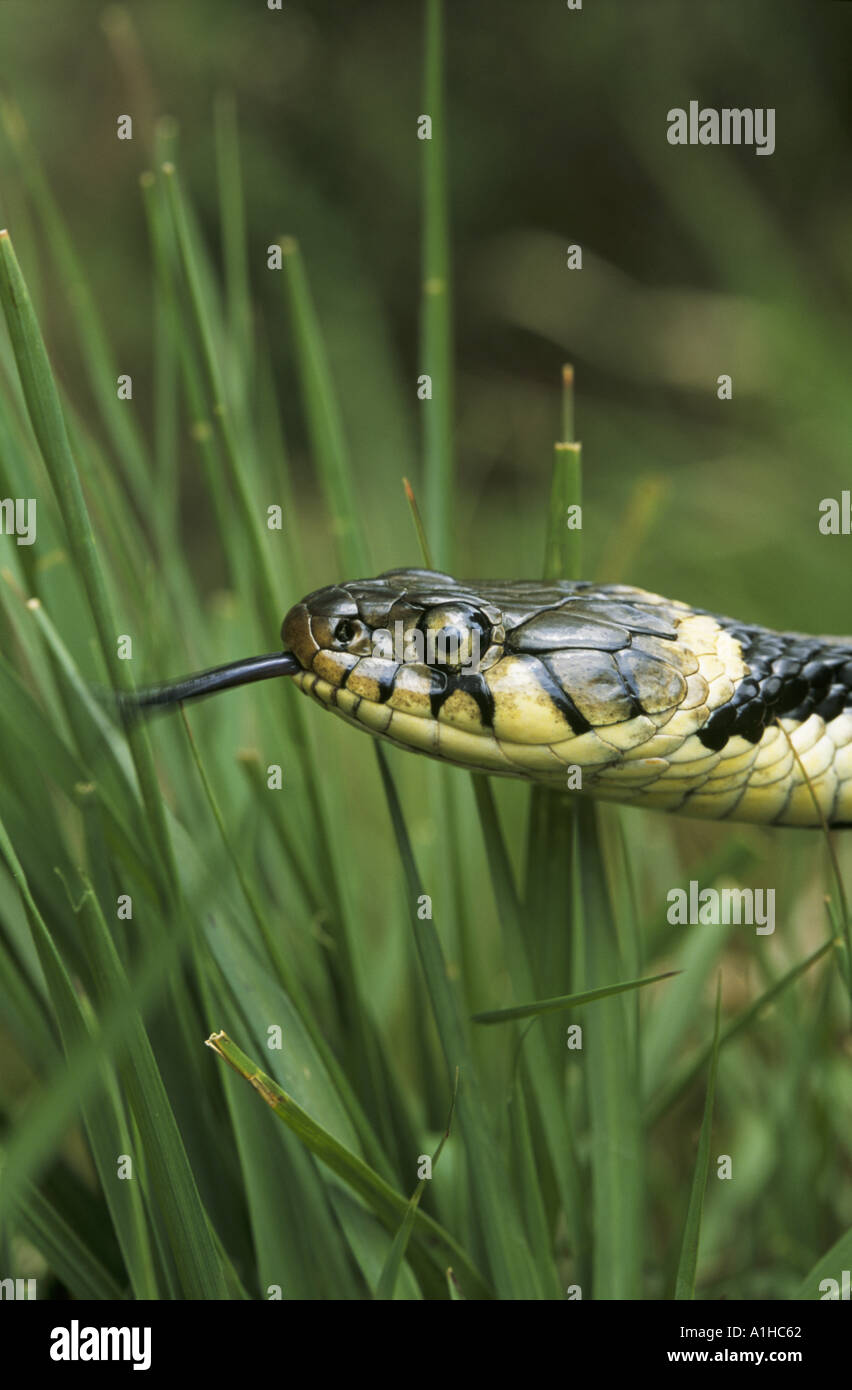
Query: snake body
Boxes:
[{"xmin": 281, "ymin": 568, "xmax": 852, "ymax": 827}]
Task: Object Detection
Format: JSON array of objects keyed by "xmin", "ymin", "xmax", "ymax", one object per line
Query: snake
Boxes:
[{"xmin": 125, "ymin": 567, "xmax": 852, "ymax": 828}]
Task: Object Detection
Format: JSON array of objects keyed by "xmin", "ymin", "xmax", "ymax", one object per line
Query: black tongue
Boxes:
[{"xmin": 115, "ymin": 651, "xmax": 301, "ymax": 717}]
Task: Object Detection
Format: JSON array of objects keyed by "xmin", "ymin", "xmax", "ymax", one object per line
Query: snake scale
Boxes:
[{"xmin": 127, "ymin": 568, "xmax": 852, "ymax": 828}]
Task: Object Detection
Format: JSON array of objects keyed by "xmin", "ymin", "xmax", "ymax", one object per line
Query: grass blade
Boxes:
[
  {"xmin": 375, "ymin": 1068, "xmax": 458, "ymax": 1300},
  {"xmin": 576, "ymin": 800, "xmax": 642, "ymax": 1299},
  {"xmin": 374, "ymin": 745, "xmax": 546, "ymax": 1298},
  {"xmin": 648, "ymin": 935, "xmax": 838, "ymax": 1122},
  {"xmin": 70, "ymin": 878, "xmax": 234, "ymax": 1299},
  {"xmin": 9, "ymin": 1178, "xmax": 127, "ymax": 1301},
  {"xmin": 472, "ymin": 969, "xmax": 678, "ymax": 1024},
  {"xmin": 0, "ymin": 810, "xmax": 230, "ymax": 1297},
  {"xmin": 279, "ymin": 236, "xmax": 369, "ymax": 577},
  {"xmin": 205, "ymin": 1030, "xmax": 492, "ymax": 1299},
  {"xmin": 674, "ymin": 977, "xmax": 722, "ymax": 1299},
  {"xmin": 420, "ymin": 0, "xmax": 453, "ymax": 568},
  {"xmin": 471, "ymin": 774, "xmax": 583, "ymax": 1276},
  {"xmin": 794, "ymin": 1226, "xmax": 852, "ymax": 1300},
  {"xmin": 0, "ymin": 228, "xmax": 180, "ymax": 903}
]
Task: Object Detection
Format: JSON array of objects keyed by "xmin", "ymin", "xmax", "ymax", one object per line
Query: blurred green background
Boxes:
[
  {"xmin": 1, "ymin": 0, "xmax": 851, "ymax": 1303},
  {"xmin": 1, "ymin": 0, "xmax": 851, "ymax": 623}
]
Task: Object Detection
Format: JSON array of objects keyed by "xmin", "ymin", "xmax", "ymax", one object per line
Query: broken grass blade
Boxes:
[
  {"xmin": 205, "ymin": 1031, "xmax": 492, "ymax": 1300},
  {"xmin": 180, "ymin": 709, "xmax": 391, "ymax": 1176}
]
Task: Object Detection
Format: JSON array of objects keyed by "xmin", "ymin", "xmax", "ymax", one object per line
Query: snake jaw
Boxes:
[{"xmin": 280, "ymin": 601, "xmax": 319, "ymax": 670}]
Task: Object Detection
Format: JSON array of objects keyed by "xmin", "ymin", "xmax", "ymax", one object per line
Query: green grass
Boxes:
[{"xmin": 0, "ymin": 3, "xmax": 851, "ymax": 1302}]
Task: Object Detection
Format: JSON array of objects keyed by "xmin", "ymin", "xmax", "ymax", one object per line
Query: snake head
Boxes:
[
  {"xmin": 281, "ymin": 568, "xmax": 506, "ymax": 693},
  {"xmin": 280, "ymin": 568, "xmax": 703, "ymax": 786},
  {"xmin": 121, "ymin": 566, "xmax": 852, "ymax": 823}
]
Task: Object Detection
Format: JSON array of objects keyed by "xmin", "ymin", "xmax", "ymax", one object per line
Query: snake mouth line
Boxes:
[{"xmin": 291, "ymin": 667, "xmax": 552, "ymax": 778}]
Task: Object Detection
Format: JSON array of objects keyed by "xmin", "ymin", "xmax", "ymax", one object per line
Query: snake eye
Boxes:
[
  {"xmin": 420, "ymin": 605, "xmax": 489, "ymax": 671},
  {"xmin": 330, "ymin": 616, "xmax": 372, "ymax": 653}
]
